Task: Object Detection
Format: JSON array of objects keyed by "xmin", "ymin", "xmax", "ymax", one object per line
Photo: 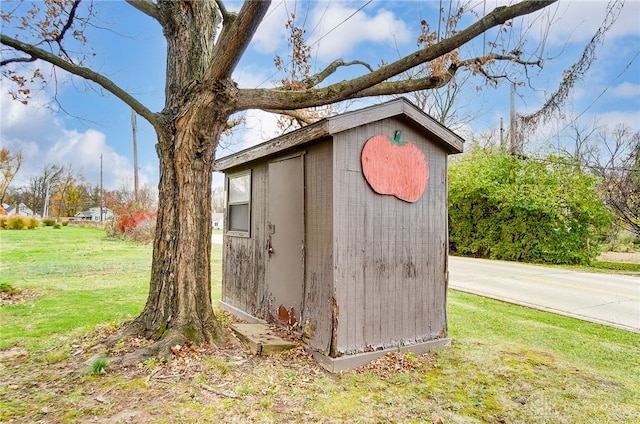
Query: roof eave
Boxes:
[{"xmin": 214, "ymin": 97, "xmax": 464, "ymax": 172}]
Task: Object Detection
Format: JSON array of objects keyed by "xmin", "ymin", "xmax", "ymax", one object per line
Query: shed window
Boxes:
[{"xmin": 227, "ymin": 172, "xmax": 251, "ymax": 235}]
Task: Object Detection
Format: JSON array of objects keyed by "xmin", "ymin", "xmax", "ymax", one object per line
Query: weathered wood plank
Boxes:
[
  {"xmin": 331, "ymin": 118, "xmax": 451, "ymax": 354},
  {"xmin": 303, "ymin": 142, "xmax": 334, "ymax": 354},
  {"xmin": 230, "ymin": 323, "xmax": 296, "ymax": 355}
]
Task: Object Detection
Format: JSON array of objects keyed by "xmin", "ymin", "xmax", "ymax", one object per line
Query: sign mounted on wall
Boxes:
[{"xmin": 361, "ymin": 130, "xmax": 429, "ymax": 203}]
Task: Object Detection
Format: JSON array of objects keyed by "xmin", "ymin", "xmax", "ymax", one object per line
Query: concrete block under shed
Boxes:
[{"xmin": 230, "ymin": 323, "xmax": 297, "ymax": 355}]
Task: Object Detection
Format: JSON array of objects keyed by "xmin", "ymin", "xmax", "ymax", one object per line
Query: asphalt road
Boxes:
[{"xmin": 448, "ymin": 256, "xmax": 640, "ymax": 333}]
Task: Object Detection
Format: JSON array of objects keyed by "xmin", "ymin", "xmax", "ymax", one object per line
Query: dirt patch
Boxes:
[
  {"xmin": 597, "ymin": 251, "xmax": 640, "ymax": 264},
  {"xmin": 0, "ymin": 288, "xmax": 40, "ymax": 306}
]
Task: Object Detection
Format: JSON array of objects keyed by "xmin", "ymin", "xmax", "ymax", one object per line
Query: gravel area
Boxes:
[{"xmin": 597, "ymin": 251, "xmax": 640, "ymax": 264}]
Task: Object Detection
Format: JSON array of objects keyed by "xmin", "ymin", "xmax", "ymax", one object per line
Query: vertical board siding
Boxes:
[
  {"xmin": 303, "ymin": 141, "xmax": 334, "ymax": 354},
  {"xmin": 333, "ymin": 118, "xmax": 448, "ymax": 355},
  {"xmin": 222, "ymin": 165, "xmax": 267, "ymax": 318},
  {"xmin": 251, "ymin": 166, "xmax": 267, "ymax": 318}
]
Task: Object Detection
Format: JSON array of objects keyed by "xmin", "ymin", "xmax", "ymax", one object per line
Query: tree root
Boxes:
[
  {"xmin": 119, "ymin": 330, "xmax": 188, "ymax": 367},
  {"xmin": 92, "ymin": 316, "xmax": 227, "ymax": 368}
]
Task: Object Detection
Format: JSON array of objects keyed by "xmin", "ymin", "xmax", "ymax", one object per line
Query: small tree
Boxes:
[
  {"xmin": 548, "ymin": 119, "xmax": 640, "ymax": 239},
  {"xmin": 0, "ymin": 148, "xmax": 23, "ymax": 206},
  {"xmin": 49, "ymin": 164, "xmax": 88, "ymax": 217},
  {"xmin": 449, "ymin": 148, "xmax": 612, "ymax": 264},
  {"xmin": 591, "ymin": 125, "xmax": 640, "ymax": 237},
  {"xmin": 25, "ymin": 163, "xmax": 64, "ymax": 217}
]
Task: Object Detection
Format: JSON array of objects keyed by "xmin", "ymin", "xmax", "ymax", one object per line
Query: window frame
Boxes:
[{"xmin": 225, "ymin": 170, "xmax": 251, "ymax": 237}]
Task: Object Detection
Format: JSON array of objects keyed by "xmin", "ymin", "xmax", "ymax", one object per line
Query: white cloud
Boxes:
[
  {"xmin": 240, "ymin": 110, "xmax": 283, "ymax": 149},
  {"xmin": 592, "ymin": 110, "xmax": 640, "ymax": 132},
  {"xmin": 542, "ymin": 1, "xmax": 640, "ymax": 46},
  {"xmin": 609, "ymin": 81, "xmax": 640, "ymax": 100},
  {"xmin": 307, "ymin": 4, "xmax": 411, "ymax": 62},
  {"xmin": 0, "ymin": 89, "xmax": 146, "ymax": 190},
  {"xmin": 233, "ymin": 63, "xmax": 277, "ymax": 89},
  {"xmin": 250, "ymin": 2, "xmax": 411, "ymax": 64},
  {"xmin": 250, "ymin": 0, "xmax": 293, "ymax": 54}
]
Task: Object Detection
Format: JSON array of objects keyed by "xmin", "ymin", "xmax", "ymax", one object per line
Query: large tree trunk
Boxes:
[
  {"xmin": 112, "ymin": 86, "xmax": 236, "ymax": 361},
  {"xmin": 102, "ymin": 1, "xmax": 265, "ymax": 363},
  {"xmin": 106, "ymin": 0, "xmax": 229, "ymax": 361}
]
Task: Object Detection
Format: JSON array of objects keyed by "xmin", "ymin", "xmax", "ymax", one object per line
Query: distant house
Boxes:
[
  {"xmin": 5, "ymin": 202, "xmax": 35, "ymax": 217},
  {"xmin": 75, "ymin": 207, "xmax": 115, "ymax": 221},
  {"xmin": 212, "ymin": 212, "xmax": 224, "ymax": 230}
]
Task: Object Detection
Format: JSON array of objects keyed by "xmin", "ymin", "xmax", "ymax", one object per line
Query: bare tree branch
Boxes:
[
  {"xmin": 0, "ymin": 56, "xmax": 37, "ymax": 66},
  {"xmin": 0, "ymin": 33, "xmax": 158, "ymax": 128},
  {"xmin": 300, "ymin": 59, "xmax": 375, "ymax": 89},
  {"xmin": 53, "ymin": 0, "xmax": 82, "ymax": 55},
  {"xmin": 518, "ymin": 0, "xmax": 624, "ymax": 129},
  {"xmin": 56, "ymin": 0, "xmax": 82, "ymax": 43},
  {"xmin": 125, "ymin": 0, "xmax": 160, "ymax": 22},
  {"xmin": 214, "ymin": 0, "xmax": 236, "ymax": 24},
  {"xmin": 236, "ymin": 0, "xmax": 556, "ymax": 110},
  {"xmin": 207, "ymin": 0, "xmax": 271, "ymax": 81},
  {"xmin": 265, "ymin": 108, "xmax": 315, "ymax": 126}
]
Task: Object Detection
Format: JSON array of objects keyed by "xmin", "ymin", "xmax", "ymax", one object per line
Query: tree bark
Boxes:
[{"xmin": 111, "ymin": 81, "xmax": 239, "ymax": 361}]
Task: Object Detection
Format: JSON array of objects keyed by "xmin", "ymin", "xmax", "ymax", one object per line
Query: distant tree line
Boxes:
[
  {"xmin": 1, "ymin": 153, "xmax": 157, "ymax": 218},
  {"xmin": 551, "ymin": 122, "xmax": 640, "ymax": 240}
]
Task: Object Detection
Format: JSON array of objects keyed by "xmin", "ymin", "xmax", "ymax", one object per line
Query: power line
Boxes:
[
  {"xmin": 568, "ymin": 49, "xmax": 640, "ymax": 125},
  {"xmin": 307, "ymin": 0, "xmax": 372, "ymax": 50}
]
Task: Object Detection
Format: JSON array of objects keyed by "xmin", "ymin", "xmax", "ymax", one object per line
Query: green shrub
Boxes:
[
  {"xmin": 27, "ymin": 217, "xmax": 39, "ymax": 229},
  {"xmin": 0, "ymin": 282, "xmax": 21, "ymax": 295},
  {"xmin": 61, "ymin": 220, "xmax": 69, "ymax": 226},
  {"xmin": 7, "ymin": 216, "xmax": 26, "ymax": 230},
  {"xmin": 42, "ymin": 218, "xmax": 56, "ymax": 227},
  {"xmin": 448, "ymin": 149, "xmax": 612, "ymax": 265},
  {"xmin": 0, "ymin": 216, "xmax": 6, "ymax": 229},
  {"xmin": 53, "ymin": 223, "xmax": 62, "ymax": 229}
]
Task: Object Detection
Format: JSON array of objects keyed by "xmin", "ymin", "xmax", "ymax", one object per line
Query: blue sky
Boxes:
[{"xmin": 1, "ymin": 0, "xmax": 639, "ymax": 192}]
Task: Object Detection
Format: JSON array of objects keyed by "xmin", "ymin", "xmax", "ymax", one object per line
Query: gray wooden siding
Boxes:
[
  {"xmin": 222, "ymin": 165, "xmax": 268, "ymax": 319},
  {"xmin": 332, "ymin": 118, "xmax": 448, "ymax": 355},
  {"xmin": 302, "ymin": 142, "xmax": 334, "ymax": 354}
]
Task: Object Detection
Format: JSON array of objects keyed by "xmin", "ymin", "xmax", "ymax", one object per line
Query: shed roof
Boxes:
[{"xmin": 214, "ymin": 97, "xmax": 464, "ymax": 172}]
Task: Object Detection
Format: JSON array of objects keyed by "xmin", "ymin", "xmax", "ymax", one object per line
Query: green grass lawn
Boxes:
[{"xmin": 1, "ymin": 226, "xmax": 638, "ymax": 423}]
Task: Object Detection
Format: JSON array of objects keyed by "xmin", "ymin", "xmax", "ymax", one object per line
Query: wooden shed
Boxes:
[{"xmin": 214, "ymin": 98, "xmax": 464, "ymax": 371}]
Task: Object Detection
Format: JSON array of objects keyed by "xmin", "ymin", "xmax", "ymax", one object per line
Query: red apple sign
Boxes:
[{"xmin": 361, "ymin": 130, "xmax": 429, "ymax": 203}]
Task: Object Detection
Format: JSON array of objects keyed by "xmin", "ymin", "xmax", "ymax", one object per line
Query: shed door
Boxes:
[{"xmin": 267, "ymin": 155, "xmax": 304, "ymax": 326}]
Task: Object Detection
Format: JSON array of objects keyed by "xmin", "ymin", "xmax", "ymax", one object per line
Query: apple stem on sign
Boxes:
[{"xmin": 392, "ymin": 130, "xmax": 405, "ymax": 146}]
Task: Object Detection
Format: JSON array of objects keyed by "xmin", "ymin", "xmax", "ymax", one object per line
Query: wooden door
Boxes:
[{"xmin": 267, "ymin": 155, "xmax": 304, "ymax": 326}]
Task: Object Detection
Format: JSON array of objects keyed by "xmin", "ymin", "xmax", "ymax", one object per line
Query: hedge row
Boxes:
[{"xmin": 448, "ymin": 149, "xmax": 612, "ymax": 265}]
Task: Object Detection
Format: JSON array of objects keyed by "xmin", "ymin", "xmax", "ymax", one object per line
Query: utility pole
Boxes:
[
  {"xmin": 100, "ymin": 154, "xmax": 104, "ymax": 223},
  {"xmin": 131, "ymin": 109, "xmax": 139, "ymax": 203},
  {"xmin": 500, "ymin": 117, "xmax": 505, "ymax": 151},
  {"xmin": 43, "ymin": 183, "xmax": 49, "ymax": 218},
  {"xmin": 509, "ymin": 82, "xmax": 516, "ymax": 154}
]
